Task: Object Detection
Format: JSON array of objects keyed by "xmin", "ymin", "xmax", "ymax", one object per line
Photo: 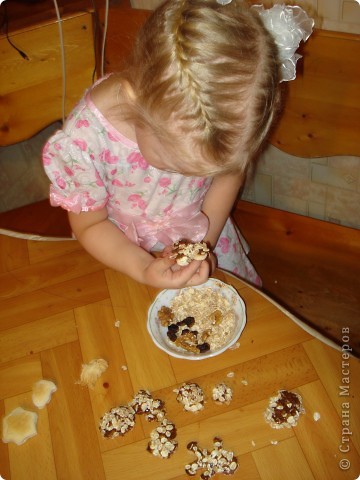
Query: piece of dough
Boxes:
[
  {"xmin": 32, "ymin": 380, "xmax": 57, "ymax": 409},
  {"xmin": 77, "ymin": 358, "xmax": 108, "ymax": 389},
  {"xmin": 170, "ymin": 241, "xmax": 209, "ymax": 266},
  {"xmin": 2, "ymin": 407, "xmax": 38, "ymax": 445}
]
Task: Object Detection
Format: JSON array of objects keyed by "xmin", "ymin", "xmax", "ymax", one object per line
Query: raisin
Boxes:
[
  {"xmin": 181, "ymin": 328, "xmax": 190, "ymax": 335},
  {"xmin": 178, "ymin": 316, "xmax": 195, "ymax": 327},
  {"xmin": 168, "ymin": 324, "xmax": 179, "ymax": 333},
  {"xmin": 197, "ymin": 342, "xmax": 210, "ymax": 353},
  {"xmin": 167, "ymin": 327, "xmax": 178, "ymax": 342}
]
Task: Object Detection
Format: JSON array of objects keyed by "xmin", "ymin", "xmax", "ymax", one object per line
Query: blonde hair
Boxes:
[{"xmin": 121, "ymin": 0, "xmax": 281, "ymax": 175}]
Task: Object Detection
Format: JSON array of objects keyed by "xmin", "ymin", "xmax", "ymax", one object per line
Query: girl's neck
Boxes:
[{"xmin": 90, "ymin": 74, "xmax": 137, "ymax": 143}]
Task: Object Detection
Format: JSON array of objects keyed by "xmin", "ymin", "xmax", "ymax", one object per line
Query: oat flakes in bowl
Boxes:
[{"xmin": 147, "ymin": 279, "xmax": 246, "ymax": 360}]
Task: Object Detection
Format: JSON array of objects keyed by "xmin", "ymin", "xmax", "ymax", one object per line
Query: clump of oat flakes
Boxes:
[
  {"xmin": 159, "ymin": 286, "xmax": 235, "ymax": 354},
  {"xmin": 185, "ymin": 437, "xmax": 238, "ymax": 478}
]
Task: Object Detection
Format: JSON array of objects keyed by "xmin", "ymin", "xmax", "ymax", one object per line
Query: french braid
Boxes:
[{"xmin": 122, "ymin": 0, "xmax": 280, "ymax": 174}]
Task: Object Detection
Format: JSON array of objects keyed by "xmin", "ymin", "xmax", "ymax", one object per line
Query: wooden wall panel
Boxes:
[{"xmin": 0, "ymin": 12, "xmax": 95, "ymax": 146}]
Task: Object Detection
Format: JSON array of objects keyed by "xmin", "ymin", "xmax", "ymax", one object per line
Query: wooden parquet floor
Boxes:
[{"xmin": 1, "ymin": 234, "xmax": 359, "ymax": 479}]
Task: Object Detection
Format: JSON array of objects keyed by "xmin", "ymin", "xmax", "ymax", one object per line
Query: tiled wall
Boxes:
[
  {"xmin": 240, "ymin": 0, "xmax": 360, "ymax": 230},
  {"xmin": 241, "ymin": 146, "xmax": 360, "ymax": 229}
]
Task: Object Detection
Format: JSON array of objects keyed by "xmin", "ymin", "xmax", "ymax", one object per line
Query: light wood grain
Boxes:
[
  {"xmin": 4, "ymin": 392, "xmax": 57, "ymax": 479},
  {"xmin": 0, "ymin": 12, "xmax": 95, "ymax": 146},
  {"xmin": 252, "ymin": 436, "xmax": 315, "ymax": 480},
  {"xmin": 1, "ymin": 233, "xmax": 359, "ymax": 479},
  {"xmin": 0, "ymin": 355, "xmax": 42, "ymax": 400}
]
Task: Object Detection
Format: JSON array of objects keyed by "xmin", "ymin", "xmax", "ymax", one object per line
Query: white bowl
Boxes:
[{"xmin": 147, "ymin": 278, "xmax": 246, "ymax": 360}]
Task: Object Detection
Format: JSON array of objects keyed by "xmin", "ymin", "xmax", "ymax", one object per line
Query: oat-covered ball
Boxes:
[
  {"xmin": 174, "ymin": 382, "xmax": 205, "ymax": 413},
  {"xmin": 147, "ymin": 419, "xmax": 178, "ymax": 459},
  {"xmin": 99, "ymin": 405, "xmax": 136, "ymax": 438},
  {"xmin": 264, "ymin": 389, "xmax": 305, "ymax": 428},
  {"xmin": 129, "ymin": 389, "xmax": 166, "ymax": 422},
  {"xmin": 212, "ymin": 383, "xmax": 233, "ymax": 405}
]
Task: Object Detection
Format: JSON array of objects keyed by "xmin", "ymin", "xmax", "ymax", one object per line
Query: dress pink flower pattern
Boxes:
[{"xmin": 43, "ymin": 81, "xmax": 261, "ymax": 286}]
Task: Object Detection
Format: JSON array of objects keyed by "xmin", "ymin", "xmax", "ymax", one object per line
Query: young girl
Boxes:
[{"xmin": 43, "ymin": 0, "xmax": 313, "ymax": 289}]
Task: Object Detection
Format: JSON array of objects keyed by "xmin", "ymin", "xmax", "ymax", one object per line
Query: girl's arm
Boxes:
[
  {"xmin": 68, "ymin": 208, "xmax": 209, "ymax": 288},
  {"xmin": 201, "ymin": 172, "xmax": 243, "ymax": 248}
]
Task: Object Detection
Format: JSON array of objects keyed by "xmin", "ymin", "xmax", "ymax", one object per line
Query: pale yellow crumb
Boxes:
[
  {"xmin": 32, "ymin": 380, "xmax": 57, "ymax": 409},
  {"xmin": 77, "ymin": 358, "xmax": 108, "ymax": 389},
  {"xmin": 313, "ymin": 412, "xmax": 321, "ymax": 421},
  {"xmin": 2, "ymin": 407, "xmax": 38, "ymax": 446}
]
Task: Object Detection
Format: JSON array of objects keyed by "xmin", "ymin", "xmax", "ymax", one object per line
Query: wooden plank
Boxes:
[
  {"xmin": 3, "ymin": 0, "xmax": 95, "ymax": 34},
  {"xmin": 103, "ymin": 7, "xmax": 151, "ymax": 72},
  {"xmin": 0, "ymin": 271, "xmax": 109, "ymax": 330},
  {"xmin": 271, "ymin": 96, "xmax": 360, "ymax": 157},
  {"xmin": 75, "ymin": 299, "xmax": 145, "ymax": 452},
  {"xmin": 151, "ymin": 344, "xmax": 318, "ymax": 432},
  {"xmin": 0, "ymin": 248, "xmax": 104, "ymax": 300},
  {"xmin": 297, "ymin": 380, "xmax": 360, "ymax": 479},
  {"xmin": 252, "ymin": 436, "xmax": 315, "ymax": 480},
  {"xmin": 0, "ymin": 400, "xmax": 11, "ymax": 480},
  {"xmin": 0, "ymin": 234, "xmax": 29, "ymax": 273},
  {"xmin": 0, "ymin": 310, "xmax": 78, "ymax": 364},
  {"xmin": 233, "ymin": 201, "xmax": 360, "ymax": 356},
  {"xmin": 0, "ymin": 354, "xmax": 42, "ymax": 400},
  {"xmin": 169, "ymin": 290, "xmax": 313, "ymax": 383},
  {"xmin": 102, "ymin": 401, "xmax": 293, "ymax": 480},
  {"xmin": 106, "ymin": 270, "xmax": 176, "ymax": 391},
  {"xmin": 169, "ymin": 452, "xmax": 261, "ymax": 479},
  {"xmin": 0, "ymin": 13, "xmax": 95, "ymax": 145},
  {"xmin": 0, "ymin": 200, "xmax": 71, "ymax": 238},
  {"xmin": 4, "ymin": 392, "xmax": 57, "ymax": 479},
  {"xmin": 270, "ymin": 30, "xmax": 360, "ymax": 157},
  {"xmin": 27, "ymin": 239, "xmax": 81, "ymax": 264},
  {"xmin": 303, "ymin": 339, "xmax": 360, "ymax": 454},
  {"xmin": 40, "ymin": 342, "xmax": 106, "ymax": 479}
]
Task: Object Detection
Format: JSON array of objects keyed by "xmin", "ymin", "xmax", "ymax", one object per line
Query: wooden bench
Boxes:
[{"xmin": 233, "ymin": 27, "xmax": 360, "ymax": 355}]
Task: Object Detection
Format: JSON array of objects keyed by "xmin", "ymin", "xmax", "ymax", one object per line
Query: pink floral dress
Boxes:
[{"xmin": 42, "ymin": 81, "xmax": 261, "ymax": 286}]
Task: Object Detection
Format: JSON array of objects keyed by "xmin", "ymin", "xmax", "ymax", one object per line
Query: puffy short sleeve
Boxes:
[{"xmin": 43, "ymin": 129, "xmax": 108, "ymax": 214}]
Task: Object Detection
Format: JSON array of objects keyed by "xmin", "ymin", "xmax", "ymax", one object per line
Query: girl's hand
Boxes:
[
  {"xmin": 142, "ymin": 256, "xmax": 210, "ymax": 289},
  {"xmin": 207, "ymin": 251, "xmax": 217, "ymax": 274}
]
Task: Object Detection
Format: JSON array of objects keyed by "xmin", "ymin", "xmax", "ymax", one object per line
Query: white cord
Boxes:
[
  {"xmin": 0, "ymin": 228, "xmax": 74, "ymax": 242},
  {"xmin": 53, "ymin": 0, "xmax": 66, "ymax": 125},
  {"xmin": 101, "ymin": 0, "xmax": 109, "ymax": 77}
]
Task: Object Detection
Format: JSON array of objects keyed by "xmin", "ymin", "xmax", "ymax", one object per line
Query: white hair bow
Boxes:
[{"xmin": 251, "ymin": 4, "xmax": 314, "ymax": 82}]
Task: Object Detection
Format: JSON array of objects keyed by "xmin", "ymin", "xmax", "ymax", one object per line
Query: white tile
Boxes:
[
  {"xmin": 311, "ymin": 157, "xmax": 359, "ymax": 191},
  {"xmin": 342, "ymin": 1, "xmax": 360, "ymax": 24},
  {"xmin": 257, "ymin": 146, "xmax": 310, "ymax": 179},
  {"xmin": 253, "ymin": 174, "xmax": 273, "ymax": 206},
  {"xmin": 308, "ymin": 182, "xmax": 327, "ymax": 203},
  {"xmin": 318, "ymin": 0, "xmax": 341, "ymax": 21},
  {"xmin": 308, "ymin": 201, "xmax": 326, "ymax": 220},
  {"xmin": 311, "ymin": 157, "xmax": 328, "ymax": 166},
  {"xmin": 273, "ymin": 175, "xmax": 309, "ymax": 197},
  {"xmin": 273, "ymin": 194, "xmax": 308, "ymax": 216},
  {"xmin": 325, "ymin": 186, "xmax": 360, "ymax": 228},
  {"xmin": 321, "ymin": 18, "xmax": 360, "ymax": 33}
]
